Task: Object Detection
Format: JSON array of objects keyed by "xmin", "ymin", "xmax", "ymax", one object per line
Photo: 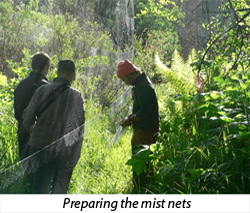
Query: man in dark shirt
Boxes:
[
  {"xmin": 14, "ymin": 52, "xmax": 50, "ymax": 160},
  {"xmin": 117, "ymin": 59, "xmax": 160, "ymax": 186},
  {"xmin": 23, "ymin": 59, "xmax": 85, "ymax": 194},
  {"xmin": 117, "ymin": 59, "xmax": 160, "ymax": 150}
]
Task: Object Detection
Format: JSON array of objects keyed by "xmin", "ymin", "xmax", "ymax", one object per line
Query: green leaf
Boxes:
[
  {"xmin": 224, "ymin": 48, "xmax": 235, "ymax": 56},
  {"xmin": 188, "ymin": 168, "xmax": 204, "ymax": 179},
  {"xmin": 126, "ymin": 158, "xmax": 147, "ymax": 176},
  {"xmin": 193, "ymin": 125, "xmax": 197, "ymax": 136},
  {"xmin": 210, "ymin": 91, "xmax": 221, "ymax": 100},
  {"xmin": 214, "ymin": 76, "xmax": 224, "ymax": 83},
  {"xmin": 203, "ymin": 60, "xmax": 212, "ymax": 67},
  {"xmin": 207, "ymin": 103, "xmax": 218, "ymax": 114},
  {"xmin": 150, "ymin": 143, "xmax": 160, "ymax": 153},
  {"xmin": 241, "ymin": 81, "xmax": 250, "ymax": 90},
  {"xmin": 231, "ymin": 75, "xmax": 240, "ymax": 81},
  {"xmin": 239, "ymin": 131, "xmax": 250, "ymax": 139},
  {"xmin": 133, "ymin": 145, "xmax": 150, "ymax": 159},
  {"xmin": 0, "ymin": 74, "xmax": 7, "ymax": 86},
  {"xmin": 220, "ymin": 116, "xmax": 233, "ymax": 123},
  {"xmin": 159, "ymin": 163, "xmax": 174, "ymax": 176},
  {"xmin": 238, "ymin": 124, "xmax": 248, "ymax": 131},
  {"xmin": 126, "ymin": 145, "xmax": 151, "ymax": 175},
  {"xmin": 190, "ymin": 61, "xmax": 201, "ymax": 69}
]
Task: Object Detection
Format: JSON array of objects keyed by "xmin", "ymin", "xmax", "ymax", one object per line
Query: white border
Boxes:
[{"xmin": 0, "ymin": 194, "xmax": 249, "ymax": 213}]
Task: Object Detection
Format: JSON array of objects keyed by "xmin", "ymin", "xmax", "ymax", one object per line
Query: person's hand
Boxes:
[
  {"xmin": 65, "ymin": 162, "xmax": 75, "ymax": 172},
  {"xmin": 120, "ymin": 117, "xmax": 131, "ymax": 127},
  {"xmin": 29, "ymin": 122, "xmax": 36, "ymax": 134}
]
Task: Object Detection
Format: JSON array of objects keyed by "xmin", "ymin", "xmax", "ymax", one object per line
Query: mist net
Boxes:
[{"xmin": 0, "ymin": 0, "xmax": 134, "ymax": 193}]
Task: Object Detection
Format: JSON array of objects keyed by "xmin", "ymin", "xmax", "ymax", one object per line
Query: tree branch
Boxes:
[{"xmin": 198, "ymin": 10, "xmax": 250, "ymax": 70}]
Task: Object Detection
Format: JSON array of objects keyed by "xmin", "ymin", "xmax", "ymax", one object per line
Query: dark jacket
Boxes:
[
  {"xmin": 23, "ymin": 77, "xmax": 85, "ymax": 150},
  {"xmin": 132, "ymin": 72, "xmax": 160, "ymax": 131},
  {"xmin": 23, "ymin": 77, "xmax": 85, "ymax": 167},
  {"xmin": 14, "ymin": 71, "xmax": 49, "ymax": 159},
  {"xmin": 14, "ymin": 71, "xmax": 49, "ymax": 123}
]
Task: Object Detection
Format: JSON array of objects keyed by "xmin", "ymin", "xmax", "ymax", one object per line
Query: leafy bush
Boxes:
[{"xmin": 129, "ymin": 0, "xmax": 250, "ymax": 194}]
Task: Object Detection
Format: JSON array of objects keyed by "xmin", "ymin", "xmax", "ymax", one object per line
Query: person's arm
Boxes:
[
  {"xmin": 14, "ymin": 90, "xmax": 20, "ymax": 121},
  {"xmin": 120, "ymin": 114, "xmax": 139, "ymax": 127},
  {"xmin": 66, "ymin": 94, "xmax": 85, "ymax": 171},
  {"xmin": 120, "ymin": 86, "xmax": 154, "ymax": 127},
  {"xmin": 23, "ymin": 91, "xmax": 39, "ymax": 133}
]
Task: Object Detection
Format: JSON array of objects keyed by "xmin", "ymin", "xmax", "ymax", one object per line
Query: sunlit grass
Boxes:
[
  {"xmin": 0, "ymin": 102, "xmax": 18, "ymax": 170},
  {"xmin": 0, "ymin": 93, "xmax": 135, "ymax": 194},
  {"xmin": 70, "ymin": 129, "xmax": 133, "ymax": 194}
]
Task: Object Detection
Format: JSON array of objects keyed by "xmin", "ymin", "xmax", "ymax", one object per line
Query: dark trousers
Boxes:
[
  {"xmin": 17, "ymin": 126, "xmax": 30, "ymax": 160},
  {"xmin": 17, "ymin": 126, "xmax": 34, "ymax": 193},
  {"xmin": 30, "ymin": 147, "xmax": 73, "ymax": 194}
]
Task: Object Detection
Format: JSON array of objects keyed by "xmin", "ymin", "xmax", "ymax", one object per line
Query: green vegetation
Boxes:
[
  {"xmin": 128, "ymin": 0, "xmax": 250, "ymax": 193},
  {"xmin": 70, "ymin": 130, "xmax": 133, "ymax": 194},
  {"xmin": 1, "ymin": 0, "xmax": 250, "ymax": 194}
]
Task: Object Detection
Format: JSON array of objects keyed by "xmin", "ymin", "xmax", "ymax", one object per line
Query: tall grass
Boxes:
[
  {"xmin": 68, "ymin": 95, "xmax": 133, "ymax": 194},
  {"xmin": 0, "ymin": 81, "xmax": 134, "ymax": 193},
  {"xmin": 0, "ymin": 102, "xmax": 18, "ymax": 170},
  {"xmin": 70, "ymin": 130, "xmax": 133, "ymax": 194}
]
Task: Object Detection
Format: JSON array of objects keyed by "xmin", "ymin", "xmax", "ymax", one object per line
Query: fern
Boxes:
[
  {"xmin": 171, "ymin": 49, "xmax": 185, "ymax": 79},
  {"xmin": 155, "ymin": 49, "xmax": 197, "ymax": 94}
]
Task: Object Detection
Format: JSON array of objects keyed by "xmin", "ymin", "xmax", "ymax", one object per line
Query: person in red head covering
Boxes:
[{"xmin": 117, "ymin": 59, "xmax": 160, "ymax": 187}]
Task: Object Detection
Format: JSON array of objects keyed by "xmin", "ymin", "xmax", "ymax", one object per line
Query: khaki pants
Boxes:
[
  {"xmin": 131, "ymin": 129, "xmax": 159, "ymax": 150},
  {"xmin": 131, "ymin": 129, "xmax": 159, "ymax": 187}
]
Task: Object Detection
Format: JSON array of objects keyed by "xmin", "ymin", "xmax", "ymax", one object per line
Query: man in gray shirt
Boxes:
[{"xmin": 23, "ymin": 59, "xmax": 85, "ymax": 194}]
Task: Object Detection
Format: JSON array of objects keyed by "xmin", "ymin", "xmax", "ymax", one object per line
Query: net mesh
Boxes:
[
  {"xmin": 0, "ymin": 0, "xmax": 134, "ymax": 193},
  {"xmin": 0, "ymin": 87, "xmax": 132, "ymax": 193}
]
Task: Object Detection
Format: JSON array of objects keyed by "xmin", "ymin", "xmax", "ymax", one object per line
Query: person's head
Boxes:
[
  {"xmin": 31, "ymin": 52, "xmax": 51, "ymax": 76},
  {"xmin": 57, "ymin": 59, "xmax": 76, "ymax": 83},
  {"xmin": 117, "ymin": 59, "xmax": 140, "ymax": 85}
]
